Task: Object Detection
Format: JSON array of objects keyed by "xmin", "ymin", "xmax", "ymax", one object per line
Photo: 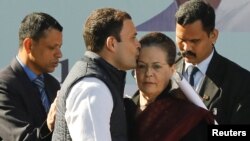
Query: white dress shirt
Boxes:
[
  {"xmin": 184, "ymin": 50, "xmax": 214, "ymax": 92},
  {"xmin": 65, "ymin": 77, "xmax": 113, "ymax": 141}
]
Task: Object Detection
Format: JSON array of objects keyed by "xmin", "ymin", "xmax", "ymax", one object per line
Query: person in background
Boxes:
[
  {"xmin": 175, "ymin": 0, "xmax": 250, "ymax": 124},
  {"xmin": 52, "ymin": 8, "xmax": 141, "ymax": 141},
  {"xmin": 0, "ymin": 12, "xmax": 62, "ymax": 141},
  {"xmin": 124, "ymin": 32, "xmax": 214, "ymax": 141}
]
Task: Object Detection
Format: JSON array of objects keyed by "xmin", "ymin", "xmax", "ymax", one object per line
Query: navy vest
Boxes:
[{"xmin": 52, "ymin": 51, "xmax": 128, "ymax": 141}]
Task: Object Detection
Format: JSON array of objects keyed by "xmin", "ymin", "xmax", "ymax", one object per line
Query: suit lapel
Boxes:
[
  {"xmin": 175, "ymin": 56, "xmax": 221, "ymax": 109},
  {"xmin": 10, "ymin": 58, "xmax": 47, "ymax": 118},
  {"xmin": 175, "ymin": 56, "xmax": 185, "ymax": 75},
  {"xmin": 198, "ymin": 76, "xmax": 222, "ymax": 109}
]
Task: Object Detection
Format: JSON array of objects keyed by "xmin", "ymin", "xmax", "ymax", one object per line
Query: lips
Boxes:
[
  {"xmin": 52, "ymin": 61, "xmax": 59, "ymax": 67},
  {"xmin": 143, "ymin": 82, "xmax": 155, "ymax": 85},
  {"xmin": 184, "ymin": 55, "xmax": 193, "ymax": 59}
]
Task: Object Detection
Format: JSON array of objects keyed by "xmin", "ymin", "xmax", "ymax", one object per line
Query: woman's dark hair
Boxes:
[{"xmin": 139, "ymin": 32, "xmax": 176, "ymax": 66}]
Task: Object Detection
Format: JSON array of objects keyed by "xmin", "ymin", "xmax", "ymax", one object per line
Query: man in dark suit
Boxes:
[
  {"xmin": 175, "ymin": 0, "xmax": 250, "ymax": 124},
  {"xmin": 0, "ymin": 12, "xmax": 62, "ymax": 140}
]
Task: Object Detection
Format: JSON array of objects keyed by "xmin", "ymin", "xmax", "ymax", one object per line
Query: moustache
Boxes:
[{"xmin": 181, "ymin": 51, "xmax": 196, "ymax": 58}]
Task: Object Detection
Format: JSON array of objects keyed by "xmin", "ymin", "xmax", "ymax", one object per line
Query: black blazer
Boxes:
[
  {"xmin": 176, "ymin": 49, "xmax": 250, "ymax": 124},
  {"xmin": 0, "ymin": 58, "xmax": 60, "ymax": 141}
]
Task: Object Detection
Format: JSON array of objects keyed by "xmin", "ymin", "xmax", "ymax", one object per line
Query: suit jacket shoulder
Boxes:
[{"xmin": 0, "ymin": 58, "xmax": 60, "ymax": 140}]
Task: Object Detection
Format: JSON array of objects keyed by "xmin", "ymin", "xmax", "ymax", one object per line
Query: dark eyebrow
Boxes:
[{"xmin": 176, "ymin": 35, "xmax": 185, "ymax": 41}]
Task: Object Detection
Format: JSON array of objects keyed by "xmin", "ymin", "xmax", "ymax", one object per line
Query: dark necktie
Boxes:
[
  {"xmin": 33, "ymin": 76, "xmax": 50, "ymax": 113},
  {"xmin": 189, "ymin": 66, "xmax": 199, "ymax": 87}
]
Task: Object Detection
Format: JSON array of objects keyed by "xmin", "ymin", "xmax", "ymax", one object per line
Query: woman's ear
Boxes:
[{"xmin": 170, "ymin": 64, "xmax": 176, "ymax": 75}]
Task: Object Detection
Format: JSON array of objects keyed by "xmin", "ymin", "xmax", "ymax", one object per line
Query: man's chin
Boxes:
[
  {"xmin": 184, "ymin": 57, "xmax": 195, "ymax": 64},
  {"xmin": 47, "ymin": 68, "xmax": 56, "ymax": 73}
]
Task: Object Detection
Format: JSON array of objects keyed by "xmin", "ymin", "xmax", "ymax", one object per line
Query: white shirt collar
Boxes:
[{"xmin": 184, "ymin": 49, "xmax": 214, "ymax": 75}]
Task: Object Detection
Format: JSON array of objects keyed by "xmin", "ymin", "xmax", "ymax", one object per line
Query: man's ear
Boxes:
[
  {"xmin": 106, "ymin": 36, "xmax": 116, "ymax": 52},
  {"xmin": 23, "ymin": 38, "xmax": 32, "ymax": 54},
  {"xmin": 210, "ymin": 29, "xmax": 219, "ymax": 44}
]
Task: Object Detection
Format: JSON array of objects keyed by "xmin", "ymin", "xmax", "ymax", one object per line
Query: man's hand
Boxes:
[{"xmin": 47, "ymin": 93, "xmax": 58, "ymax": 131}]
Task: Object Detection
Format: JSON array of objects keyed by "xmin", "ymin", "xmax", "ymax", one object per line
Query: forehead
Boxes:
[
  {"xmin": 176, "ymin": 20, "xmax": 207, "ymax": 39},
  {"xmin": 139, "ymin": 47, "xmax": 167, "ymax": 62},
  {"xmin": 120, "ymin": 19, "xmax": 136, "ymax": 38},
  {"xmin": 36, "ymin": 29, "xmax": 62, "ymax": 45}
]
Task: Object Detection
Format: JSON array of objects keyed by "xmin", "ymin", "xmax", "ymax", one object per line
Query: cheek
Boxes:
[
  {"xmin": 176, "ymin": 42, "xmax": 184, "ymax": 51},
  {"xmin": 41, "ymin": 53, "xmax": 51, "ymax": 62},
  {"xmin": 135, "ymin": 72, "xmax": 144, "ymax": 83},
  {"xmin": 127, "ymin": 45, "xmax": 135, "ymax": 55},
  {"xmin": 118, "ymin": 45, "xmax": 128, "ymax": 57},
  {"xmin": 158, "ymin": 72, "xmax": 171, "ymax": 85},
  {"xmin": 158, "ymin": 76, "xmax": 168, "ymax": 86},
  {"xmin": 196, "ymin": 42, "xmax": 209, "ymax": 55}
]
